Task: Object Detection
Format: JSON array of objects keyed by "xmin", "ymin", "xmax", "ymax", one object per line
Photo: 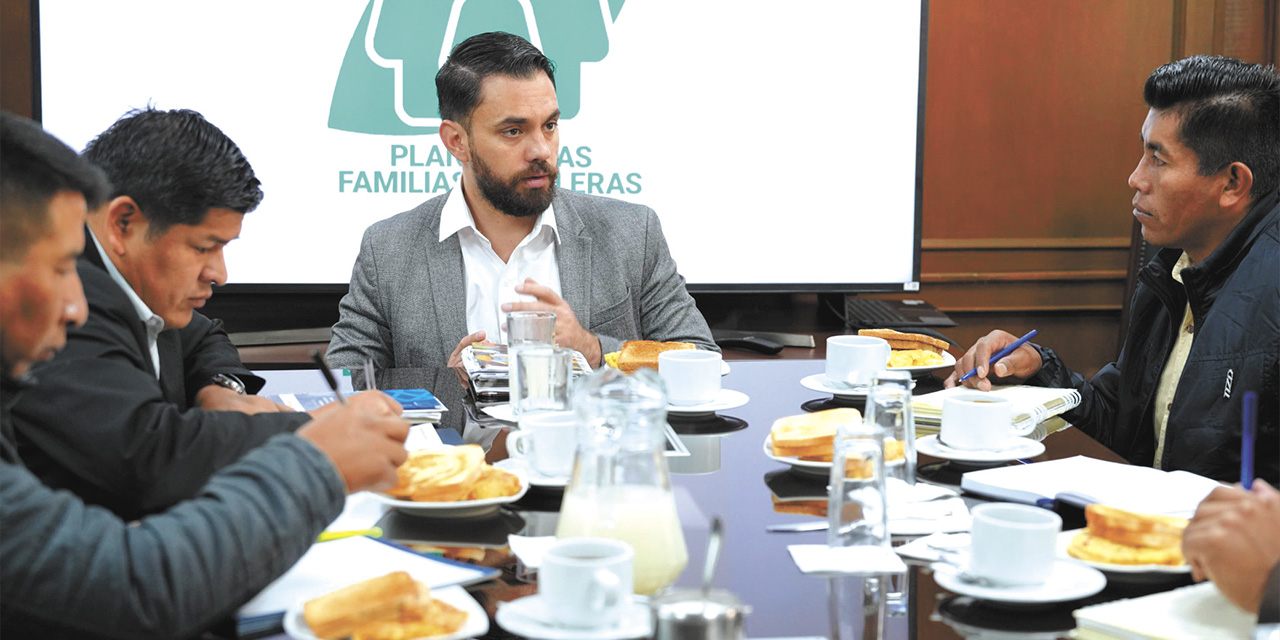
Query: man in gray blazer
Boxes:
[{"xmin": 328, "ymin": 31, "xmax": 715, "ymax": 372}]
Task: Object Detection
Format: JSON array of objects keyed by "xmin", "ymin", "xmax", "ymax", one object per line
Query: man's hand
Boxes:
[
  {"xmin": 297, "ymin": 401, "xmax": 409, "ymax": 493},
  {"xmin": 195, "ymin": 384, "xmax": 296, "ymax": 413},
  {"xmin": 944, "ymin": 329, "xmax": 1043, "ymax": 390},
  {"xmin": 307, "ymin": 390, "xmax": 404, "ymax": 419},
  {"xmin": 502, "ymin": 278, "xmax": 602, "ymax": 366},
  {"xmin": 1182, "ymin": 480, "xmax": 1280, "ymax": 613},
  {"xmin": 447, "ymin": 330, "xmax": 486, "ymax": 387}
]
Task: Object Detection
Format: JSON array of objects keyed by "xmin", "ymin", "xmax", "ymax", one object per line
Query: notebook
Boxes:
[
  {"xmin": 272, "ymin": 388, "xmax": 447, "ymax": 421},
  {"xmin": 959, "ymin": 455, "xmax": 1221, "ymax": 515},
  {"xmin": 1073, "ymin": 582, "xmax": 1256, "ymax": 639},
  {"xmin": 912, "ymin": 384, "xmax": 1081, "ymax": 436}
]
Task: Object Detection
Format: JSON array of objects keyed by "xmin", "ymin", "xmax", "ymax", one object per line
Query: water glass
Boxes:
[
  {"xmin": 865, "ymin": 370, "xmax": 916, "ymax": 485},
  {"xmin": 506, "ymin": 310, "xmax": 556, "ymax": 346},
  {"xmin": 512, "ymin": 345, "xmax": 572, "ymax": 415},
  {"xmin": 827, "ymin": 420, "xmax": 888, "ymax": 549}
]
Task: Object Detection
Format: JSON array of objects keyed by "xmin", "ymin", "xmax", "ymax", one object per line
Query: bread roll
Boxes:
[
  {"xmin": 1064, "ymin": 504, "xmax": 1188, "ymax": 566},
  {"xmin": 303, "ymin": 572, "xmax": 420, "ymax": 639},
  {"xmin": 616, "ymin": 340, "xmax": 696, "ymax": 373}
]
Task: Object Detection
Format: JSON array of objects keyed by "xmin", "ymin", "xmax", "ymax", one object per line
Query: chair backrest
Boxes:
[{"xmin": 1117, "ymin": 219, "xmax": 1157, "ymax": 356}]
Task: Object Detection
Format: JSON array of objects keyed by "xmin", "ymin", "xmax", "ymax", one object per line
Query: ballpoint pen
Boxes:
[
  {"xmin": 317, "ymin": 527, "xmax": 383, "ymax": 543},
  {"xmin": 311, "ymin": 349, "xmax": 347, "ymax": 405},
  {"xmin": 1242, "ymin": 391, "xmax": 1257, "ymax": 490},
  {"xmin": 957, "ymin": 329, "xmax": 1039, "ymax": 384}
]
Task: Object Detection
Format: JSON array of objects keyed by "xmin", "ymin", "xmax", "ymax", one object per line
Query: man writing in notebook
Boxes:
[
  {"xmin": 947, "ymin": 55, "xmax": 1279, "ymax": 484},
  {"xmin": 1183, "ymin": 480, "xmax": 1280, "ymax": 620},
  {"xmin": 0, "ymin": 111, "xmax": 409, "ymax": 639},
  {"xmin": 326, "ymin": 31, "xmax": 716, "ymax": 375},
  {"xmin": 9, "ymin": 108, "xmax": 393, "ymax": 521}
]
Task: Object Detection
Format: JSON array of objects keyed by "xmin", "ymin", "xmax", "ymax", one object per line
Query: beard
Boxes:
[{"xmin": 470, "ymin": 147, "xmax": 558, "ymax": 219}]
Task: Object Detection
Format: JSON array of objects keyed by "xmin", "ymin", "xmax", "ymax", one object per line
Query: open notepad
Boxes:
[
  {"xmin": 912, "ymin": 385, "xmax": 1081, "ymax": 437},
  {"xmin": 959, "ymin": 455, "xmax": 1222, "ymax": 515},
  {"xmin": 1073, "ymin": 582, "xmax": 1256, "ymax": 639}
]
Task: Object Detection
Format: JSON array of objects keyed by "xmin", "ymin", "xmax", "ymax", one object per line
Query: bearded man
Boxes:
[{"xmin": 327, "ymin": 31, "xmax": 715, "ymax": 374}]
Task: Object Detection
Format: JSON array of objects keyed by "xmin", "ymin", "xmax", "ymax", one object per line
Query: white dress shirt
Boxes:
[
  {"xmin": 89, "ymin": 229, "xmax": 164, "ymax": 380},
  {"xmin": 438, "ymin": 184, "xmax": 562, "ymax": 345}
]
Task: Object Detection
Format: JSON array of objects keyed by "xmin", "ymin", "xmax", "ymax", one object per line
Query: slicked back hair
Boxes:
[
  {"xmin": 436, "ymin": 31, "xmax": 556, "ymax": 126},
  {"xmin": 1144, "ymin": 55, "xmax": 1280, "ymax": 200},
  {"xmin": 1, "ymin": 111, "xmax": 110, "ymax": 263},
  {"xmin": 81, "ymin": 108, "xmax": 262, "ymax": 237}
]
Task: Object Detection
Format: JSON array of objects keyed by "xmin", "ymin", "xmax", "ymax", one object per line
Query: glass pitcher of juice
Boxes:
[{"xmin": 556, "ymin": 367, "xmax": 688, "ymax": 595}]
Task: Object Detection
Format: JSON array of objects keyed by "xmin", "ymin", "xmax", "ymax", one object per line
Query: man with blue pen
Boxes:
[{"xmin": 948, "ymin": 55, "xmax": 1279, "ymax": 486}]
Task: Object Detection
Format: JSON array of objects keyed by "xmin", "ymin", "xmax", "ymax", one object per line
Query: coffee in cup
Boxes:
[
  {"xmin": 540, "ymin": 537, "xmax": 634, "ymax": 628},
  {"xmin": 658, "ymin": 350, "xmax": 722, "ymax": 406},
  {"xmin": 968, "ymin": 503, "xmax": 1061, "ymax": 586},
  {"xmin": 508, "ymin": 410, "xmax": 578, "ymax": 478},
  {"xmin": 825, "ymin": 336, "xmax": 891, "ymax": 386},
  {"xmin": 939, "ymin": 393, "xmax": 1035, "ymax": 450}
]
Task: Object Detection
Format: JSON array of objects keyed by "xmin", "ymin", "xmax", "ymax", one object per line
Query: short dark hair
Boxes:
[
  {"xmin": 0, "ymin": 111, "xmax": 110, "ymax": 263},
  {"xmin": 436, "ymin": 32, "xmax": 556, "ymax": 124},
  {"xmin": 1144, "ymin": 55, "xmax": 1280, "ymax": 200},
  {"xmin": 81, "ymin": 108, "xmax": 263, "ymax": 236}
]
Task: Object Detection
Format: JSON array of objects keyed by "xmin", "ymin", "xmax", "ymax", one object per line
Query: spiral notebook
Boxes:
[{"xmin": 912, "ymin": 385, "xmax": 1081, "ymax": 436}]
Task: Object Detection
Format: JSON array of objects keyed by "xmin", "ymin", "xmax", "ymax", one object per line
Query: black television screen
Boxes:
[{"xmin": 38, "ymin": 0, "xmax": 926, "ymax": 293}]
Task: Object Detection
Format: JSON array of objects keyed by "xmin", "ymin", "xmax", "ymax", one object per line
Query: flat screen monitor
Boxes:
[{"xmin": 37, "ymin": 0, "xmax": 927, "ymax": 293}]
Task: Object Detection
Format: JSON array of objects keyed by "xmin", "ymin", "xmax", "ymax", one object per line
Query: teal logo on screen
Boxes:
[{"xmin": 329, "ymin": 0, "xmax": 626, "ymax": 135}]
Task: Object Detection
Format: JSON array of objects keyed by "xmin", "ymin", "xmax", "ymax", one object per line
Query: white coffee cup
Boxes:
[
  {"xmin": 825, "ymin": 336, "xmax": 891, "ymax": 386},
  {"xmin": 939, "ymin": 393, "xmax": 1035, "ymax": 450},
  {"xmin": 509, "ymin": 410, "xmax": 578, "ymax": 478},
  {"xmin": 658, "ymin": 350, "xmax": 722, "ymax": 406},
  {"xmin": 540, "ymin": 537, "xmax": 634, "ymax": 629},
  {"xmin": 968, "ymin": 503, "xmax": 1062, "ymax": 586}
]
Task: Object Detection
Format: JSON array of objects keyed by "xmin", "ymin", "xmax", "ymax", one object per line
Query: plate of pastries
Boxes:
[
  {"xmin": 764, "ymin": 408, "xmax": 906, "ymax": 476},
  {"xmin": 285, "ymin": 571, "xmax": 487, "ymax": 640},
  {"xmin": 371, "ymin": 444, "xmax": 528, "ymax": 518},
  {"xmin": 604, "ymin": 340, "xmax": 731, "ymax": 375},
  {"xmin": 1059, "ymin": 503, "xmax": 1191, "ymax": 581},
  {"xmin": 857, "ymin": 328, "xmax": 956, "ymax": 373}
]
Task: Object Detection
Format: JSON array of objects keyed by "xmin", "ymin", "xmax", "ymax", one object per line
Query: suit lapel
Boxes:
[
  {"xmin": 422, "ymin": 209, "xmax": 468, "ymax": 363},
  {"xmin": 156, "ymin": 331, "xmax": 187, "ymax": 408},
  {"xmin": 555, "ymin": 196, "xmax": 592, "ymax": 329}
]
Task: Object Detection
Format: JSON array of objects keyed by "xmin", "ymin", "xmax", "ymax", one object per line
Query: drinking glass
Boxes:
[
  {"xmin": 511, "ymin": 345, "xmax": 573, "ymax": 415},
  {"xmin": 507, "ymin": 311, "xmax": 556, "ymax": 416},
  {"xmin": 864, "ymin": 370, "xmax": 916, "ymax": 485},
  {"xmin": 827, "ymin": 419, "xmax": 888, "ymax": 549}
]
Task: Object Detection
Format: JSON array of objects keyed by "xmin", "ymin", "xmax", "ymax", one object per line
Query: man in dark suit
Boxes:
[{"xmin": 10, "ymin": 108, "xmax": 385, "ymax": 520}]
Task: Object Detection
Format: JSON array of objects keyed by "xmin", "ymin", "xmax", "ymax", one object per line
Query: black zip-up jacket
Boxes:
[{"xmin": 1031, "ymin": 190, "xmax": 1279, "ymax": 484}]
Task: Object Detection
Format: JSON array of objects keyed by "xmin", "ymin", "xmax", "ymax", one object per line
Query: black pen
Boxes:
[{"xmin": 310, "ymin": 349, "xmax": 347, "ymax": 405}]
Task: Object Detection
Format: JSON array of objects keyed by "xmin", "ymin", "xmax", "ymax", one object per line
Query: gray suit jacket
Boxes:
[{"xmin": 328, "ymin": 188, "xmax": 715, "ymax": 368}]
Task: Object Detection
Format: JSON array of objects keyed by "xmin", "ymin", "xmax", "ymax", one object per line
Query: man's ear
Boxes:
[
  {"xmin": 103, "ymin": 196, "xmax": 146, "ymax": 255},
  {"xmin": 1220, "ymin": 161, "xmax": 1254, "ymax": 213},
  {"xmin": 439, "ymin": 120, "xmax": 470, "ymax": 164}
]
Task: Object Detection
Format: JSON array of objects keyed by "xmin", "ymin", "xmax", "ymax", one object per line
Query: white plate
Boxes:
[
  {"xmin": 283, "ymin": 584, "xmax": 489, "ymax": 640},
  {"xmin": 932, "ymin": 560, "xmax": 1106, "ymax": 604},
  {"xmin": 1056, "ymin": 529, "xmax": 1191, "ymax": 575},
  {"xmin": 763, "ymin": 436, "xmax": 905, "ymax": 476},
  {"xmin": 667, "ymin": 388, "xmax": 750, "ymax": 416},
  {"xmin": 370, "ymin": 468, "xmax": 529, "ymax": 517},
  {"xmin": 496, "ymin": 593, "xmax": 652, "ymax": 640},
  {"xmin": 915, "ymin": 435, "xmax": 1045, "ymax": 463},
  {"xmin": 890, "ymin": 350, "xmax": 957, "ymax": 374},
  {"xmin": 494, "ymin": 458, "xmax": 568, "ymax": 488}
]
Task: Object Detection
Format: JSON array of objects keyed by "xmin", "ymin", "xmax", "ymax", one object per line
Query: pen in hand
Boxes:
[
  {"xmin": 1242, "ymin": 391, "xmax": 1257, "ymax": 490},
  {"xmin": 311, "ymin": 349, "xmax": 348, "ymax": 406},
  {"xmin": 958, "ymin": 329, "xmax": 1039, "ymax": 383}
]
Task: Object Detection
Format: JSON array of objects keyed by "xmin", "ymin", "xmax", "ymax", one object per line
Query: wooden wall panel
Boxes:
[{"xmin": 1, "ymin": 0, "xmax": 34, "ymax": 117}]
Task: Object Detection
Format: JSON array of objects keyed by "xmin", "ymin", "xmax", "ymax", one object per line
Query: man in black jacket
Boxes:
[
  {"xmin": 0, "ymin": 110, "xmax": 409, "ymax": 640},
  {"xmin": 947, "ymin": 55, "xmax": 1279, "ymax": 484},
  {"xmin": 9, "ymin": 108, "xmax": 385, "ymax": 520}
]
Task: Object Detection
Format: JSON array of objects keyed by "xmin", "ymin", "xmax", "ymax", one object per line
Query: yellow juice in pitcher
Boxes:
[{"xmin": 556, "ymin": 484, "xmax": 688, "ymax": 594}]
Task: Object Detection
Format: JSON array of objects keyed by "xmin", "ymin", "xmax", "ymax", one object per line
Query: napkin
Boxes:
[
  {"xmin": 508, "ymin": 534, "xmax": 557, "ymax": 569},
  {"xmin": 481, "ymin": 403, "xmax": 516, "ymax": 423},
  {"xmin": 893, "ymin": 532, "xmax": 971, "ymax": 562},
  {"xmin": 886, "ymin": 479, "xmax": 971, "ymax": 535},
  {"xmin": 788, "ymin": 544, "xmax": 906, "ymax": 576}
]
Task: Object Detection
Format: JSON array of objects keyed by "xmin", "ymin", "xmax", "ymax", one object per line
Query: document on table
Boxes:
[
  {"xmin": 1073, "ymin": 581, "xmax": 1256, "ymax": 639},
  {"xmin": 959, "ymin": 455, "xmax": 1222, "ymax": 516}
]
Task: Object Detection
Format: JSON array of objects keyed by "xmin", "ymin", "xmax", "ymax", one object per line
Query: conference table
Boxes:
[{"xmin": 254, "ymin": 359, "xmax": 1194, "ymax": 640}]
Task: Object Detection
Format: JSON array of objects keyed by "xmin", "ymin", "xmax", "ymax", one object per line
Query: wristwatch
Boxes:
[{"xmin": 210, "ymin": 373, "xmax": 246, "ymax": 395}]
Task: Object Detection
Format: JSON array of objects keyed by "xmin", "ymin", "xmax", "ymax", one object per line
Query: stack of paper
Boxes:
[
  {"xmin": 461, "ymin": 343, "xmax": 592, "ymax": 398},
  {"xmin": 912, "ymin": 385, "xmax": 1080, "ymax": 437},
  {"xmin": 1073, "ymin": 582, "xmax": 1256, "ymax": 639},
  {"xmin": 273, "ymin": 388, "xmax": 447, "ymax": 422}
]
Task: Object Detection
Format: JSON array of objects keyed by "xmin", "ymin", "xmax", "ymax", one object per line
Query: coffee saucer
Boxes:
[
  {"xmin": 932, "ymin": 560, "xmax": 1106, "ymax": 604},
  {"xmin": 494, "ymin": 458, "xmax": 569, "ymax": 488},
  {"xmin": 800, "ymin": 374, "xmax": 870, "ymax": 399},
  {"xmin": 496, "ymin": 593, "xmax": 652, "ymax": 640},
  {"xmin": 667, "ymin": 388, "xmax": 750, "ymax": 416},
  {"xmin": 915, "ymin": 435, "xmax": 1045, "ymax": 464}
]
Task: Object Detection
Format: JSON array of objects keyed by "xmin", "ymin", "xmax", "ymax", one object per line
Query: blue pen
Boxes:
[
  {"xmin": 957, "ymin": 329, "xmax": 1039, "ymax": 383},
  {"xmin": 1242, "ymin": 391, "xmax": 1257, "ymax": 490}
]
